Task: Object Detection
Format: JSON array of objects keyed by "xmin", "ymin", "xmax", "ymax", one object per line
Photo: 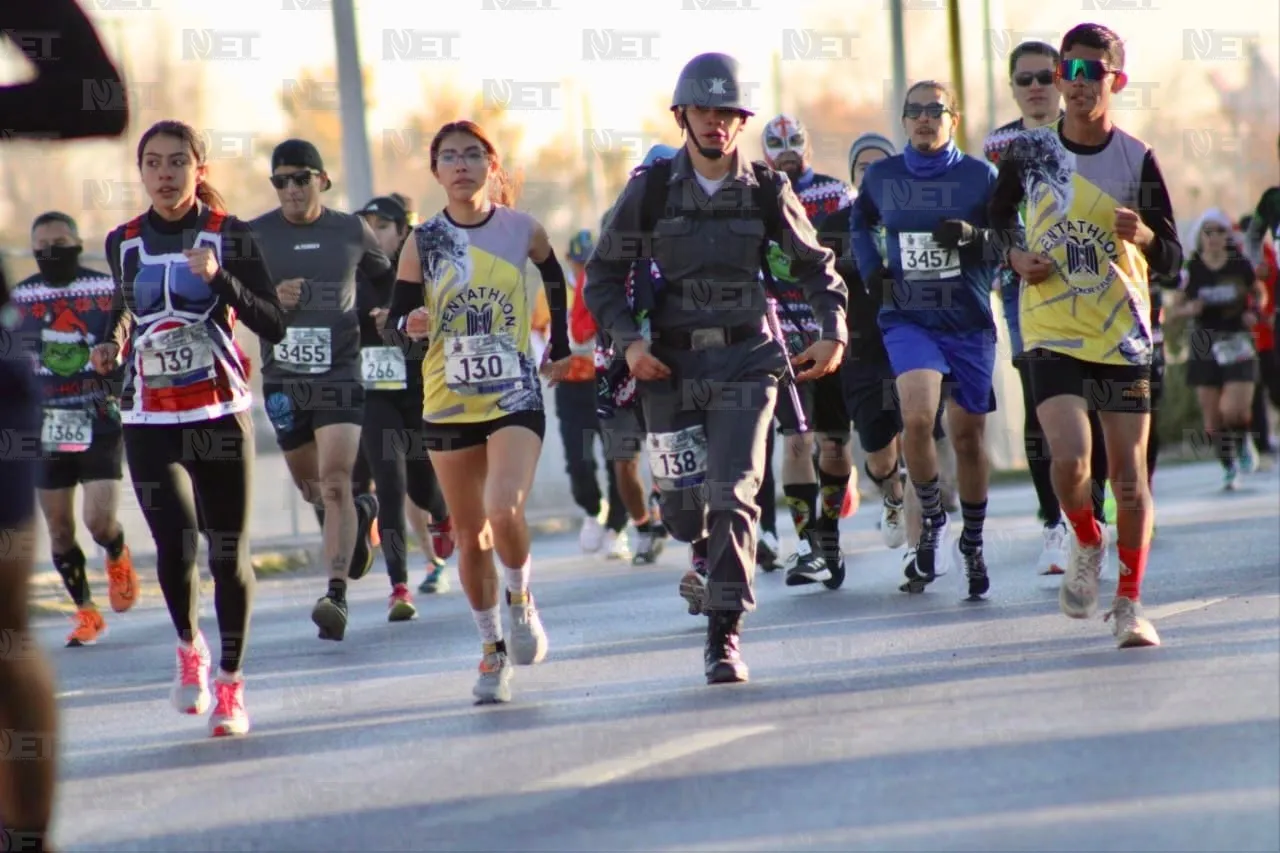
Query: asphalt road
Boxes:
[{"xmin": 36, "ymin": 461, "xmax": 1280, "ymax": 853}]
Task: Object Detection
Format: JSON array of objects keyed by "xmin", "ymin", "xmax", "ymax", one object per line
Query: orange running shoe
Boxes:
[
  {"xmin": 106, "ymin": 545, "xmax": 139, "ymax": 613},
  {"xmin": 66, "ymin": 605, "xmax": 106, "ymax": 647}
]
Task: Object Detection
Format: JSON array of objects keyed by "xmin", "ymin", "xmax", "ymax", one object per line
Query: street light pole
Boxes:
[
  {"xmin": 331, "ymin": 0, "xmax": 373, "ymax": 209},
  {"xmin": 889, "ymin": 0, "xmax": 907, "ymax": 148},
  {"xmin": 947, "ymin": 0, "xmax": 969, "ymax": 152}
]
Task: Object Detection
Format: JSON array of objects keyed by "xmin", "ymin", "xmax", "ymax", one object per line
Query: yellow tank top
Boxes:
[
  {"xmin": 415, "ymin": 206, "xmax": 544, "ymax": 424},
  {"xmin": 1016, "ymin": 125, "xmax": 1155, "ymax": 366}
]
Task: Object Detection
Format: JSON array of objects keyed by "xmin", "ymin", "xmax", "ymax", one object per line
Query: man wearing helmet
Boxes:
[
  {"xmin": 586, "ymin": 53, "xmax": 847, "ymax": 686},
  {"xmin": 758, "ymin": 113, "xmax": 859, "ymax": 590}
]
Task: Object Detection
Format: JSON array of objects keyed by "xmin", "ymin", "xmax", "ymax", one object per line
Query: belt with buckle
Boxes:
[{"xmin": 653, "ymin": 323, "xmax": 761, "ymax": 351}]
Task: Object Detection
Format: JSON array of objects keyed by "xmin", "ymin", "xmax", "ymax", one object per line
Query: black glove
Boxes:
[{"xmin": 931, "ymin": 219, "xmax": 977, "ymax": 251}]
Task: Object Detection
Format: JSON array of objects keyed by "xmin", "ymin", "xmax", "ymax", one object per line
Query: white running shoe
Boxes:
[
  {"xmin": 579, "ymin": 515, "xmax": 605, "ymax": 553},
  {"xmin": 1036, "ymin": 521, "xmax": 1069, "ymax": 575}
]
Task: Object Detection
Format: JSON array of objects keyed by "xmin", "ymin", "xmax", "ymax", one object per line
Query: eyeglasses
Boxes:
[
  {"xmin": 1201, "ymin": 226, "xmax": 1228, "ymax": 236},
  {"xmin": 903, "ymin": 102, "xmax": 950, "ymax": 120},
  {"xmin": 270, "ymin": 170, "xmax": 320, "ymax": 190},
  {"xmin": 436, "ymin": 150, "xmax": 489, "ymax": 168},
  {"xmin": 1058, "ymin": 58, "xmax": 1112, "ymax": 83},
  {"xmin": 1014, "ymin": 70, "xmax": 1055, "ymax": 87}
]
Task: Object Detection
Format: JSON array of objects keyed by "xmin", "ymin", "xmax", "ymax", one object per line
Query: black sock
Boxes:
[
  {"xmin": 328, "ymin": 578, "xmax": 347, "ymax": 601},
  {"xmin": 99, "ymin": 528, "xmax": 126, "ymax": 561},
  {"xmin": 53, "ymin": 545, "xmax": 91, "ymax": 607},
  {"xmin": 782, "ymin": 483, "xmax": 819, "ymax": 539},
  {"xmin": 912, "ymin": 476, "xmax": 944, "ymax": 528},
  {"xmin": 1214, "ymin": 429, "xmax": 1238, "ymax": 470},
  {"xmin": 816, "ymin": 467, "xmax": 848, "ymax": 532},
  {"xmin": 959, "ymin": 499, "xmax": 987, "ymax": 556}
]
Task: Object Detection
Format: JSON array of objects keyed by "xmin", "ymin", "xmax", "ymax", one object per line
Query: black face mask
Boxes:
[{"xmin": 35, "ymin": 244, "xmax": 83, "ymax": 285}]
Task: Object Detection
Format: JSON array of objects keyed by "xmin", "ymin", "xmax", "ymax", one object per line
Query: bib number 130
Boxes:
[{"xmin": 647, "ymin": 425, "xmax": 709, "ymax": 490}]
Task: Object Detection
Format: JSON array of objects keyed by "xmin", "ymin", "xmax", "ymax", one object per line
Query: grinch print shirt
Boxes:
[{"xmin": 10, "ymin": 267, "xmax": 123, "ymax": 430}]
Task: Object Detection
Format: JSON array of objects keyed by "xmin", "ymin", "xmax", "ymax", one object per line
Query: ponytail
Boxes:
[
  {"xmin": 196, "ymin": 181, "xmax": 226, "ymax": 213},
  {"xmin": 490, "ymin": 166, "xmax": 517, "ymax": 208}
]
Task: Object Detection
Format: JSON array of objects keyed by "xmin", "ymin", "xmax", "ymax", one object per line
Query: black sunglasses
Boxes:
[
  {"xmin": 270, "ymin": 170, "xmax": 320, "ymax": 189},
  {"xmin": 1014, "ymin": 70, "xmax": 1055, "ymax": 87},
  {"xmin": 903, "ymin": 102, "xmax": 950, "ymax": 120}
]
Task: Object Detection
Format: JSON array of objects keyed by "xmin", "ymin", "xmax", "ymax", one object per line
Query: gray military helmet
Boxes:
[{"xmin": 670, "ymin": 52, "xmax": 754, "ymax": 116}]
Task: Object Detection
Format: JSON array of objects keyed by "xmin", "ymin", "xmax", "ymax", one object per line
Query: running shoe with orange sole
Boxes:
[
  {"xmin": 66, "ymin": 605, "xmax": 106, "ymax": 647},
  {"xmin": 106, "ymin": 544, "xmax": 139, "ymax": 613}
]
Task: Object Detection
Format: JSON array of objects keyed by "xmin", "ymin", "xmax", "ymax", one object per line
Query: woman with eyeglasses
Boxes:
[
  {"xmin": 93, "ymin": 120, "xmax": 286, "ymax": 737},
  {"xmin": 387, "ymin": 120, "xmax": 573, "ymax": 704},
  {"xmin": 850, "ymin": 80, "xmax": 1003, "ymax": 602},
  {"xmin": 1172, "ymin": 209, "xmax": 1260, "ymax": 491}
]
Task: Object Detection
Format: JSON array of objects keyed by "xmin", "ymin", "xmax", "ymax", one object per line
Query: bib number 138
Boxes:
[{"xmin": 646, "ymin": 425, "xmax": 708, "ymax": 490}]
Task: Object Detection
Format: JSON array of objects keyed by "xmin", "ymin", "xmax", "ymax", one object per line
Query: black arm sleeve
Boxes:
[
  {"xmin": 1135, "ymin": 150, "xmax": 1182, "ymax": 280},
  {"xmin": 0, "ymin": 0, "xmax": 129, "ymax": 139},
  {"xmin": 987, "ymin": 156, "xmax": 1027, "ymax": 258},
  {"xmin": 385, "ymin": 279, "xmax": 426, "ymax": 356},
  {"xmin": 208, "ymin": 221, "xmax": 286, "ymax": 344},
  {"xmin": 534, "ymin": 248, "xmax": 571, "ymax": 361}
]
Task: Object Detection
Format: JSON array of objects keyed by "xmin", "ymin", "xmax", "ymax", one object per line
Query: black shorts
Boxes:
[
  {"xmin": 421, "ymin": 409, "xmax": 546, "ymax": 453},
  {"xmin": 1023, "ymin": 348, "xmax": 1153, "ymax": 414},
  {"xmin": 1185, "ymin": 354, "xmax": 1259, "ymax": 388},
  {"xmin": 841, "ymin": 357, "xmax": 904, "ymax": 454},
  {"xmin": 600, "ymin": 405, "xmax": 646, "ymax": 462},
  {"xmin": 38, "ymin": 425, "xmax": 124, "ymax": 490},
  {"xmin": 263, "ymin": 379, "xmax": 365, "ymax": 453},
  {"xmin": 0, "ymin": 356, "xmax": 40, "ymax": 527},
  {"xmin": 775, "ymin": 369, "xmax": 849, "ymax": 436}
]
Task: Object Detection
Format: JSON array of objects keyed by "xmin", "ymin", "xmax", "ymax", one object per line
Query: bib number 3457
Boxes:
[
  {"xmin": 647, "ymin": 424, "xmax": 709, "ymax": 490},
  {"xmin": 899, "ymin": 231, "xmax": 960, "ymax": 280}
]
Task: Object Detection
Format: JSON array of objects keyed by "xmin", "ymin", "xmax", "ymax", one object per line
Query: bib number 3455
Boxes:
[{"xmin": 647, "ymin": 424, "xmax": 709, "ymax": 490}]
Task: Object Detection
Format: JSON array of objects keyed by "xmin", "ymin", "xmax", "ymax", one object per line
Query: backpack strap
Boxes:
[
  {"xmin": 122, "ymin": 214, "xmax": 145, "ymax": 240},
  {"xmin": 750, "ymin": 161, "xmax": 784, "ymax": 245},
  {"xmin": 638, "ymin": 157, "xmax": 674, "ymax": 236},
  {"xmin": 205, "ymin": 209, "xmax": 227, "ymax": 233}
]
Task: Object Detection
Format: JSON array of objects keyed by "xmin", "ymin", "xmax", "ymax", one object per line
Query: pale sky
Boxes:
[{"xmin": 71, "ymin": 0, "xmax": 1280, "ymax": 158}]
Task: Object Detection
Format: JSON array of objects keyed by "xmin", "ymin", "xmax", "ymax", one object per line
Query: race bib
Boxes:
[
  {"xmin": 444, "ymin": 334, "xmax": 522, "ymax": 394},
  {"xmin": 41, "ymin": 408, "xmax": 92, "ymax": 453},
  {"xmin": 361, "ymin": 346, "xmax": 407, "ymax": 390},
  {"xmin": 274, "ymin": 327, "xmax": 332, "ymax": 374},
  {"xmin": 1211, "ymin": 333, "xmax": 1254, "ymax": 366},
  {"xmin": 139, "ymin": 324, "xmax": 216, "ymax": 388},
  {"xmin": 899, "ymin": 231, "xmax": 960, "ymax": 279},
  {"xmin": 646, "ymin": 425, "xmax": 709, "ymax": 490}
]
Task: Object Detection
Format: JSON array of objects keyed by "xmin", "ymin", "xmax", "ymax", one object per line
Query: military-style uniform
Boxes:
[{"xmin": 584, "ymin": 52, "xmax": 847, "ymax": 684}]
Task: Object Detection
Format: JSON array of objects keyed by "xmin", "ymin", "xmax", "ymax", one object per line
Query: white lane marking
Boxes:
[
  {"xmin": 1144, "ymin": 596, "xmax": 1231, "ymax": 621},
  {"xmin": 524, "ymin": 724, "xmax": 775, "ymax": 793},
  {"xmin": 667, "ymin": 787, "xmax": 1280, "ymax": 852}
]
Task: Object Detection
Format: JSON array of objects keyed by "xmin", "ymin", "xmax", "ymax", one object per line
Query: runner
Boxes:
[
  {"xmin": 991, "ymin": 23, "xmax": 1183, "ymax": 647},
  {"xmin": 984, "ymin": 40, "xmax": 1111, "ymax": 575},
  {"xmin": 94, "ymin": 119, "xmax": 286, "ymax": 735},
  {"xmin": 355, "ymin": 194, "xmax": 452, "ymax": 619},
  {"xmin": 586, "ymin": 52, "xmax": 846, "ymax": 684},
  {"xmin": 1173, "ymin": 208, "xmax": 1260, "ymax": 491},
  {"xmin": 825, "ymin": 133, "xmax": 918, "ymax": 551},
  {"xmin": 1241, "ymin": 214, "xmax": 1278, "ymax": 467},
  {"xmin": 249, "ymin": 139, "xmax": 391, "ymax": 642},
  {"xmin": 9, "ymin": 212, "xmax": 139, "ymax": 647},
  {"xmin": 555, "ymin": 228, "xmax": 631, "ymax": 558},
  {"xmin": 388, "ymin": 119, "xmax": 570, "ymax": 704},
  {"xmin": 852, "ymin": 80, "xmax": 1002, "ymax": 601},
  {"xmin": 0, "ymin": 0, "xmax": 130, "ymax": 841},
  {"xmin": 755, "ymin": 114, "xmax": 858, "ymax": 590}
]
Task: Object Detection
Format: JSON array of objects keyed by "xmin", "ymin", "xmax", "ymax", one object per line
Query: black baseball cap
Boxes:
[
  {"xmin": 271, "ymin": 139, "xmax": 331, "ymax": 190},
  {"xmin": 358, "ymin": 196, "xmax": 408, "ymax": 227}
]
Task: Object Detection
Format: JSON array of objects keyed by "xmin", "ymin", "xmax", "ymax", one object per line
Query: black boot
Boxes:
[{"xmin": 704, "ymin": 610, "xmax": 749, "ymax": 684}]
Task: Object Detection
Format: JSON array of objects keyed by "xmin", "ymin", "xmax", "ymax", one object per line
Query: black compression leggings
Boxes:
[
  {"xmin": 360, "ymin": 391, "xmax": 447, "ymax": 586},
  {"xmin": 124, "ymin": 412, "xmax": 255, "ymax": 673}
]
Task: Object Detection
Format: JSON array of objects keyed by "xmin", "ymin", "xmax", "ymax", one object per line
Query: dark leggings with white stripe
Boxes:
[
  {"xmin": 361, "ymin": 390, "xmax": 447, "ymax": 586},
  {"xmin": 124, "ymin": 412, "xmax": 255, "ymax": 673}
]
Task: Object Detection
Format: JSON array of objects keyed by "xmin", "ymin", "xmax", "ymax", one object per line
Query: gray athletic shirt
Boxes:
[{"xmin": 249, "ymin": 207, "xmax": 393, "ymax": 383}]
